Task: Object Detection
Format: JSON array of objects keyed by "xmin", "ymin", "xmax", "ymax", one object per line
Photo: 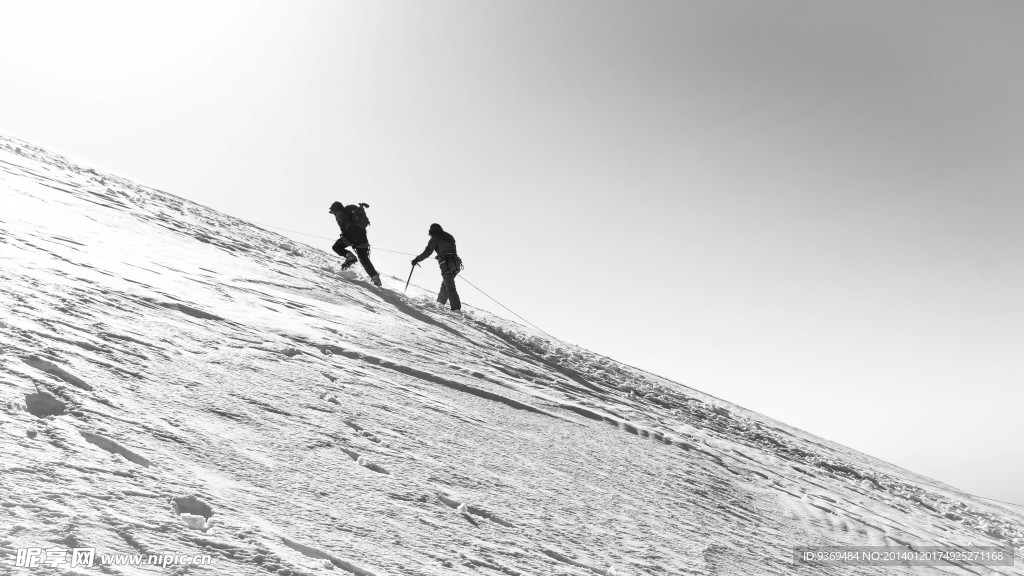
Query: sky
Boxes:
[{"xmin": 1, "ymin": 0, "xmax": 1021, "ymax": 504}]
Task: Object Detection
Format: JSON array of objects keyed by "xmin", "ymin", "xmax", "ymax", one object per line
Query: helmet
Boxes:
[{"xmin": 328, "ymin": 201, "xmax": 344, "ymax": 214}]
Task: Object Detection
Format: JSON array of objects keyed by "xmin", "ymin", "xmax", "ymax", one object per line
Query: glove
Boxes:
[{"xmin": 410, "ymin": 259, "xmax": 419, "ymax": 266}]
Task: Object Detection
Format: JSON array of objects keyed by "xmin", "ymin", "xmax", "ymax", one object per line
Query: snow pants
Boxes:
[
  {"xmin": 436, "ymin": 253, "xmax": 462, "ymax": 311},
  {"xmin": 332, "ymin": 236, "xmax": 378, "ymax": 277}
]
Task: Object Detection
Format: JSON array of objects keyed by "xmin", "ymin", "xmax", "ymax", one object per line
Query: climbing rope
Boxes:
[{"xmin": 250, "ymin": 220, "xmax": 566, "ymax": 343}]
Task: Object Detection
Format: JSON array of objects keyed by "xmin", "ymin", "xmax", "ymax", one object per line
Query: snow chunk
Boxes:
[
  {"xmin": 180, "ymin": 513, "xmax": 207, "ymax": 530},
  {"xmin": 179, "ymin": 514, "xmax": 215, "ymax": 531}
]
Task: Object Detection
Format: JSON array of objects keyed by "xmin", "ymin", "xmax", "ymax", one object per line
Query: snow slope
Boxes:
[{"xmin": 1, "ymin": 133, "xmax": 1021, "ymax": 576}]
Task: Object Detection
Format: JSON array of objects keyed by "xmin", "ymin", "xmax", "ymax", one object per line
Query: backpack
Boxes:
[{"xmin": 346, "ymin": 203, "xmax": 370, "ymax": 228}]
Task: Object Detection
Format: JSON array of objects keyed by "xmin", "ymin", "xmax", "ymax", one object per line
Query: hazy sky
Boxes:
[{"xmin": 1, "ymin": 1, "xmax": 1021, "ymax": 505}]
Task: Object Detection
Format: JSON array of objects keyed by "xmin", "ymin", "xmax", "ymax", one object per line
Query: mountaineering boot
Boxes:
[
  {"xmin": 371, "ymin": 274, "xmax": 382, "ymax": 287},
  {"xmin": 341, "ymin": 253, "xmax": 358, "ymax": 270}
]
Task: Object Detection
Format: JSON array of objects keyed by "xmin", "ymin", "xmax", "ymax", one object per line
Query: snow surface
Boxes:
[{"xmin": 1, "ymin": 133, "xmax": 1021, "ymax": 575}]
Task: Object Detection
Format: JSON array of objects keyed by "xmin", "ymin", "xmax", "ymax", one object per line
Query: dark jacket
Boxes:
[
  {"xmin": 334, "ymin": 206, "xmax": 368, "ymax": 245},
  {"xmin": 413, "ymin": 233, "xmax": 457, "ymax": 263},
  {"xmin": 333, "ymin": 209, "xmax": 355, "ymax": 232}
]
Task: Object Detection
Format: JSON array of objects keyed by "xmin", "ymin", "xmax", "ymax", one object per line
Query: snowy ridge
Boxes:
[{"xmin": 1, "ymin": 133, "xmax": 1021, "ymax": 575}]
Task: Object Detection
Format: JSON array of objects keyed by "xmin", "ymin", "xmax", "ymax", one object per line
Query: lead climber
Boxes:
[{"xmin": 329, "ymin": 201, "xmax": 381, "ymax": 287}]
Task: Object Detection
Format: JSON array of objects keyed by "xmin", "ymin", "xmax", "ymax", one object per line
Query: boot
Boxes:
[
  {"xmin": 341, "ymin": 253, "xmax": 358, "ymax": 270},
  {"xmin": 371, "ymin": 274, "xmax": 382, "ymax": 287}
]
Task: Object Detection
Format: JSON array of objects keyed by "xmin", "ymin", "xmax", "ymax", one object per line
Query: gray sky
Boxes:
[{"xmin": 1, "ymin": 0, "xmax": 1021, "ymax": 504}]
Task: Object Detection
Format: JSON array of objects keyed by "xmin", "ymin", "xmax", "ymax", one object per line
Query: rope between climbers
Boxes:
[
  {"xmin": 251, "ymin": 221, "xmax": 563, "ymax": 340},
  {"xmin": 458, "ymin": 274, "xmax": 567, "ymax": 346}
]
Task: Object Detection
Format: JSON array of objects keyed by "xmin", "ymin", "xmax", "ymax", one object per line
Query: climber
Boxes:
[
  {"xmin": 329, "ymin": 201, "xmax": 381, "ymax": 287},
  {"xmin": 411, "ymin": 223, "xmax": 463, "ymax": 311}
]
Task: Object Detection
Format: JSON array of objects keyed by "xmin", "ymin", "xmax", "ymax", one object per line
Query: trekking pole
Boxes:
[{"xmin": 403, "ymin": 263, "xmax": 419, "ymax": 294}]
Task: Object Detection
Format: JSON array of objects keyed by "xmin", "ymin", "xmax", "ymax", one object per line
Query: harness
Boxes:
[{"xmin": 438, "ymin": 252, "xmax": 463, "ymax": 274}]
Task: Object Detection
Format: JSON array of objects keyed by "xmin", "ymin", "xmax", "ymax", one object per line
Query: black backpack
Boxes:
[{"xmin": 346, "ymin": 203, "xmax": 370, "ymax": 228}]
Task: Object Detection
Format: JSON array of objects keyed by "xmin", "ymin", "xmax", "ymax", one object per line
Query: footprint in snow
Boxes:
[
  {"xmin": 437, "ymin": 494, "xmax": 516, "ymax": 528},
  {"xmin": 22, "ymin": 355, "xmax": 93, "ymax": 391},
  {"xmin": 79, "ymin": 430, "xmax": 151, "ymax": 467},
  {"xmin": 356, "ymin": 456, "xmax": 388, "ymax": 475},
  {"xmin": 339, "ymin": 447, "xmax": 389, "ymax": 475},
  {"xmin": 343, "ymin": 419, "xmax": 381, "ymax": 443},
  {"xmin": 171, "ymin": 495, "xmax": 214, "ymax": 520},
  {"xmin": 541, "ymin": 547, "xmax": 618, "ymax": 575},
  {"xmin": 24, "ymin": 390, "xmax": 66, "ymax": 418}
]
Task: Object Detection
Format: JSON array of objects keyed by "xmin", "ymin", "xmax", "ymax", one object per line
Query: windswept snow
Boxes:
[{"xmin": 1, "ymin": 133, "xmax": 1022, "ymax": 575}]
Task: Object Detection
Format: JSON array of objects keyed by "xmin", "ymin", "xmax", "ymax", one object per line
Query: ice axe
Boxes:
[{"xmin": 403, "ymin": 262, "xmax": 420, "ymax": 294}]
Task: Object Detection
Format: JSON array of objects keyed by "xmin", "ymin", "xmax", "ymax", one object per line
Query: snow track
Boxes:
[{"xmin": 1, "ymin": 134, "xmax": 1022, "ymax": 575}]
